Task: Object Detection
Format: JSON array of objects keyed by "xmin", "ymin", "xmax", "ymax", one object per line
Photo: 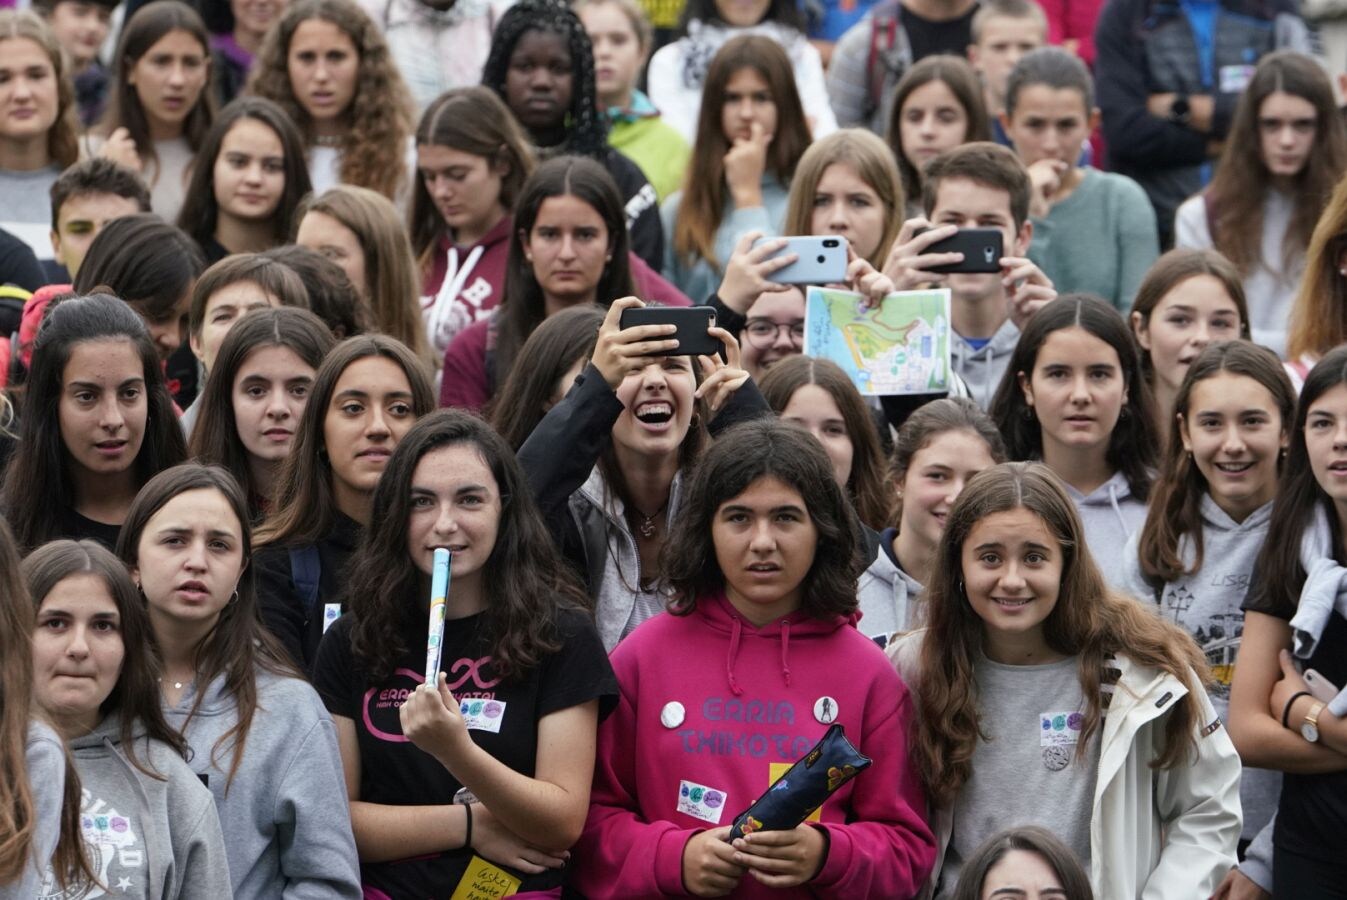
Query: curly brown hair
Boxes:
[
  {"xmin": 247, "ymin": 0, "xmax": 414, "ymax": 200},
  {"xmin": 912, "ymin": 462, "xmax": 1209, "ymax": 808}
]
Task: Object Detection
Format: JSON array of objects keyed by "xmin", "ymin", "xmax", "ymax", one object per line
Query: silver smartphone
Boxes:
[{"xmin": 753, "ymin": 236, "xmax": 849, "ymax": 284}]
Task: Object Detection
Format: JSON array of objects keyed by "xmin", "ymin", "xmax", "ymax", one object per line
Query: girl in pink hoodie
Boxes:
[{"xmin": 574, "ymin": 418, "xmax": 936, "ymax": 898}]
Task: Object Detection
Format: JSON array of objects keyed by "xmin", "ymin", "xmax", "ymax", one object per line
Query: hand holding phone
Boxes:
[
  {"xmin": 751, "ymin": 236, "xmax": 848, "ymax": 284},
  {"xmin": 618, "ymin": 305, "xmax": 720, "ymax": 356},
  {"xmin": 1305, "ymin": 668, "xmax": 1341, "ymax": 703},
  {"xmin": 913, "ymin": 227, "xmax": 1004, "ymax": 274}
]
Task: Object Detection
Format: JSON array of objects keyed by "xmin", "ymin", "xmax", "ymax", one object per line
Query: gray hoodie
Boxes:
[
  {"xmin": 857, "ymin": 527, "xmax": 925, "ymax": 642},
  {"xmin": 1121, "ymin": 495, "xmax": 1280, "ymax": 842},
  {"xmin": 1065, "ymin": 469, "xmax": 1148, "ymax": 592},
  {"xmin": 951, "ymin": 318, "xmax": 1020, "ymax": 410},
  {"xmin": 37, "ymin": 716, "xmax": 231, "ymax": 899},
  {"xmin": 163, "ymin": 669, "xmax": 361, "ymax": 900},
  {"xmin": 1, "ymin": 722, "xmax": 65, "ymax": 900}
]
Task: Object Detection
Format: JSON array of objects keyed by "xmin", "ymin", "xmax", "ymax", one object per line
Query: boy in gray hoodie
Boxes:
[
  {"xmin": 883, "ymin": 142, "xmax": 1056, "ymax": 409},
  {"xmin": 38, "ymin": 717, "xmax": 231, "ymax": 900}
]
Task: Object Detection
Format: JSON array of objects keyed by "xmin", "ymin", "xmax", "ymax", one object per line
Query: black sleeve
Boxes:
[
  {"xmin": 538, "ymin": 608, "xmax": 620, "ymax": 721},
  {"xmin": 0, "ymin": 229, "xmax": 45, "ymax": 293},
  {"xmin": 1093, "ymin": 0, "xmax": 1210, "ymax": 168},
  {"xmin": 311, "ymin": 615, "xmax": 359, "ymax": 718},
  {"xmin": 607, "ymin": 150, "xmax": 664, "ymax": 271},
  {"xmin": 254, "ymin": 545, "xmax": 306, "ymax": 669},
  {"xmin": 1242, "ymin": 564, "xmax": 1295, "ymax": 622},
  {"xmin": 708, "ymin": 376, "xmax": 772, "ymax": 437},
  {"xmin": 706, "ymin": 293, "xmax": 747, "ymax": 338}
]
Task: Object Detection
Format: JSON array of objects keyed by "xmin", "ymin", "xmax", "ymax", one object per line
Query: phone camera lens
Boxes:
[
  {"xmin": 823, "ymin": 239, "xmax": 839, "ymax": 248},
  {"xmin": 816, "ymin": 255, "xmax": 826, "ymax": 264}
]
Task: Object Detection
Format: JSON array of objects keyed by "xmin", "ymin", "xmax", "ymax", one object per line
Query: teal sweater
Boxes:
[
  {"xmin": 1028, "ymin": 168, "xmax": 1159, "ymax": 315},
  {"xmin": 660, "ymin": 176, "xmax": 791, "ymax": 305}
]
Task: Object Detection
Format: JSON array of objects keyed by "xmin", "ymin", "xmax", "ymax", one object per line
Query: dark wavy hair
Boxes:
[
  {"xmin": 951, "ymin": 826, "xmax": 1094, "ymax": 900},
  {"xmin": 74, "ymin": 213, "xmax": 207, "ymax": 325},
  {"xmin": 24, "ymin": 539, "xmax": 190, "ymax": 777},
  {"xmin": 100, "ymin": 1, "xmax": 216, "ymax": 171},
  {"xmin": 1136, "ymin": 341, "xmax": 1293, "ymax": 593},
  {"xmin": 115, "ymin": 464, "xmax": 300, "ymax": 789},
  {"xmin": 913, "ymin": 462, "xmax": 1207, "ymax": 807},
  {"xmin": 409, "ymin": 87, "xmax": 536, "ymax": 266},
  {"xmin": 345, "ymin": 410, "xmax": 589, "ymax": 682},
  {"xmin": 758, "ymin": 356, "xmax": 891, "ymax": 531},
  {"xmin": 989, "ymin": 294, "xmax": 1158, "ymax": 500},
  {"xmin": 189, "ymin": 307, "xmax": 336, "ymax": 515},
  {"xmin": 260, "ymin": 245, "xmax": 373, "ymax": 339},
  {"xmin": 489, "ymin": 305, "xmax": 604, "ymax": 450},
  {"xmin": 1250, "ymin": 346, "xmax": 1347, "ymax": 618},
  {"xmin": 495, "ymin": 156, "xmax": 633, "ymax": 390},
  {"xmin": 3, "ymin": 294, "xmax": 187, "ymax": 554},
  {"xmin": 664, "ymin": 418, "xmax": 862, "ymax": 618},
  {"xmin": 177, "ymin": 96, "xmax": 313, "ymax": 252},
  {"xmin": 255, "ymin": 335, "xmax": 435, "ymax": 547},
  {"xmin": 480, "ymin": 0, "xmax": 608, "ymax": 159}
]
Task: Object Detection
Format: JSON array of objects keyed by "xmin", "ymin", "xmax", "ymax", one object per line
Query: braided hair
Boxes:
[{"xmin": 480, "ymin": 0, "xmax": 609, "ymax": 160}]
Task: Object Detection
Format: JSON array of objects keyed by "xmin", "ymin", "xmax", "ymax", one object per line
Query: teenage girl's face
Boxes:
[
  {"xmin": 213, "ymin": 117, "xmax": 286, "ymax": 223},
  {"xmin": 523, "ymin": 195, "xmax": 611, "ymax": 307},
  {"xmin": 1259, "ymin": 90, "xmax": 1317, "ymax": 178},
  {"xmin": 191, "ymin": 282, "xmax": 280, "ymax": 371},
  {"xmin": 232, "ymin": 344, "xmax": 316, "ymax": 465},
  {"xmin": 417, "ymin": 144, "xmax": 507, "ymax": 243},
  {"xmin": 899, "ymin": 80, "xmax": 969, "ymax": 171},
  {"xmin": 0, "ymin": 38, "xmax": 60, "ymax": 143},
  {"xmin": 1020, "ymin": 327, "xmax": 1127, "ymax": 457},
  {"xmin": 1003, "ymin": 84, "xmax": 1093, "ymax": 169},
  {"xmin": 780, "ymin": 384, "xmax": 853, "ymax": 489},
  {"xmin": 713, "ymin": 475, "xmax": 819, "ymax": 624},
  {"xmin": 1180, "ymin": 372, "xmax": 1286, "ymax": 522},
  {"xmin": 128, "ymin": 29, "xmax": 209, "ymax": 131},
  {"xmin": 504, "ymin": 29, "xmax": 573, "ymax": 134},
  {"xmin": 739, "ymin": 287, "xmax": 804, "ymax": 380},
  {"xmin": 580, "ymin": 2, "xmax": 643, "ymax": 107},
  {"xmin": 323, "ymin": 356, "xmax": 417, "ymax": 500},
  {"xmin": 1132, "ymin": 274, "xmax": 1242, "ymax": 395},
  {"xmin": 1303, "ymin": 382, "xmax": 1347, "ymax": 517},
  {"xmin": 59, "ymin": 338, "xmax": 148, "ymax": 479},
  {"xmin": 809, "ymin": 162, "xmax": 886, "ymax": 262},
  {"xmin": 979, "ymin": 849, "xmax": 1067, "ymax": 900},
  {"xmin": 961, "ymin": 507, "xmax": 1062, "ymax": 645},
  {"xmin": 721, "ymin": 67, "xmax": 777, "ymax": 144},
  {"xmin": 297, "ymin": 210, "xmax": 369, "ymax": 300},
  {"xmin": 714, "ymin": 0, "xmax": 772, "ymax": 28},
  {"xmin": 611, "ymin": 356, "xmax": 697, "ymax": 459},
  {"xmin": 134, "ymin": 488, "xmax": 245, "ymax": 631},
  {"xmin": 898, "ymin": 429, "xmax": 998, "ymax": 553},
  {"xmin": 232, "ymin": 0, "xmax": 286, "ymax": 41},
  {"xmin": 287, "ymin": 18, "xmax": 359, "ymax": 126},
  {"xmin": 47, "ymin": 2, "xmax": 113, "ymax": 69},
  {"xmin": 406, "ymin": 443, "xmax": 502, "ymax": 583},
  {"xmin": 32, "ymin": 574, "xmax": 124, "ymax": 736}
]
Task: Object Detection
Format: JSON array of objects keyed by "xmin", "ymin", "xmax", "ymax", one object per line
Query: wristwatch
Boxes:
[
  {"xmin": 1168, "ymin": 94, "xmax": 1192, "ymax": 126},
  {"xmin": 1302, "ymin": 700, "xmax": 1327, "ymax": 743}
]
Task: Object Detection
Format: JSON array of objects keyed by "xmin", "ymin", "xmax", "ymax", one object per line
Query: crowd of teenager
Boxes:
[{"xmin": 1, "ymin": 0, "xmax": 1347, "ymax": 895}]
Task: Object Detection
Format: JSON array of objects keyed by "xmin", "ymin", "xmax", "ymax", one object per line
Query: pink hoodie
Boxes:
[{"xmin": 573, "ymin": 592, "xmax": 936, "ymax": 898}]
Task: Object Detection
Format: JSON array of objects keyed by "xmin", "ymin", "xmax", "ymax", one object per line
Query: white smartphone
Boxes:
[
  {"xmin": 753, "ymin": 236, "xmax": 849, "ymax": 284},
  {"xmin": 1305, "ymin": 668, "xmax": 1340, "ymax": 703}
]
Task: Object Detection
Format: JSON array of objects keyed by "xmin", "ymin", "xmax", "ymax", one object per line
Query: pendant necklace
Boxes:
[{"xmin": 631, "ymin": 499, "xmax": 668, "ymax": 539}]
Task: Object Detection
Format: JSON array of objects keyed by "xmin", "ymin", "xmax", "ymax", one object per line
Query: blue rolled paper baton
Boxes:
[{"xmin": 424, "ymin": 548, "xmax": 452, "ymax": 684}]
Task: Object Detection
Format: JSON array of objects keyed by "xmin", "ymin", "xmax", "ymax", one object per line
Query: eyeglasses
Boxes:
[{"xmin": 743, "ymin": 318, "xmax": 805, "ymax": 350}]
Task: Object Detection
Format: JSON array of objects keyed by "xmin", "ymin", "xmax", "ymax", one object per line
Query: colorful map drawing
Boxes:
[{"xmin": 803, "ymin": 287, "xmax": 951, "ymax": 395}]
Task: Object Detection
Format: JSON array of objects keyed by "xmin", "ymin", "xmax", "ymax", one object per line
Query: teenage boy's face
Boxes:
[
  {"xmin": 927, "ymin": 176, "xmax": 1030, "ymax": 301},
  {"xmin": 969, "ymin": 16, "xmax": 1043, "ymax": 107},
  {"xmin": 47, "ymin": 1, "xmax": 112, "ymax": 68},
  {"xmin": 51, "ymin": 192, "xmax": 143, "ymax": 279},
  {"xmin": 1003, "ymin": 85, "xmax": 1095, "ymax": 169}
]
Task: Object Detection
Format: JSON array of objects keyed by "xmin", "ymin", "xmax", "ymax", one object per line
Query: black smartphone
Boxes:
[
  {"xmin": 917, "ymin": 227, "xmax": 1004, "ymax": 274},
  {"xmin": 619, "ymin": 306, "xmax": 720, "ymax": 356}
]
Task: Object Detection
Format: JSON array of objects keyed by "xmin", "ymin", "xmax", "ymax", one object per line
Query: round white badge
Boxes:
[
  {"xmin": 813, "ymin": 696, "xmax": 839, "ymax": 724},
  {"xmin": 660, "ymin": 701, "xmax": 686, "ymax": 729}
]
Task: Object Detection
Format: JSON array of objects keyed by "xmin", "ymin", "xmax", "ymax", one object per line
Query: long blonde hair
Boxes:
[
  {"xmin": 1288, "ymin": 174, "xmax": 1347, "ymax": 361},
  {"xmin": 783, "ymin": 129, "xmax": 903, "ymax": 267},
  {"xmin": 913, "ymin": 463, "xmax": 1208, "ymax": 807}
]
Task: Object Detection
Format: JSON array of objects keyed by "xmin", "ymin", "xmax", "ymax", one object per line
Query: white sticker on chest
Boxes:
[
  {"xmin": 677, "ymin": 780, "xmax": 728, "ymax": 824},
  {"xmin": 460, "ymin": 698, "xmax": 506, "ymax": 733}
]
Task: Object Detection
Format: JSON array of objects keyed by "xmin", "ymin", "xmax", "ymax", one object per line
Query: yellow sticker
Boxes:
[
  {"xmin": 449, "ymin": 855, "xmax": 522, "ymax": 900},
  {"xmin": 768, "ymin": 763, "xmax": 821, "ymax": 822}
]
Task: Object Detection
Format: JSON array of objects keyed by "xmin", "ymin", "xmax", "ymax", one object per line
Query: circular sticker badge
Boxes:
[
  {"xmin": 1042, "ymin": 745, "xmax": 1070, "ymax": 772},
  {"xmin": 813, "ymin": 696, "xmax": 839, "ymax": 724},
  {"xmin": 660, "ymin": 701, "xmax": 686, "ymax": 729}
]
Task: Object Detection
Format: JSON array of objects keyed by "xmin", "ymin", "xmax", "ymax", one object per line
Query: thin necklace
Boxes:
[
  {"xmin": 313, "ymin": 134, "xmax": 342, "ymax": 148},
  {"xmin": 629, "ymin": 499, "xmax": 668, "ymax": 539}
]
